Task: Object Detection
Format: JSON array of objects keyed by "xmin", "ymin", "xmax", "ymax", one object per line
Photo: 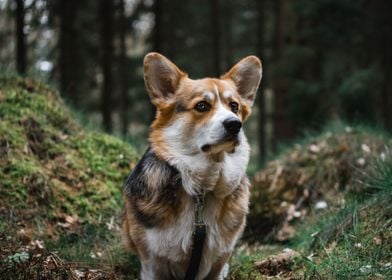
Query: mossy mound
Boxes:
[
  {"xmin": 248, "ymin": 124, "xmax": 391, "ymax": 241},
  {"xmin": 291, "ymin": 152, "xmax": 392, "ymax": 279},
  {"xmin": 232, "ymin": 127, "xmax": 391, "ymax": 279},
  {"xmin": 0, "ymin": 76, "xmax": 138, "ymax": 239}
]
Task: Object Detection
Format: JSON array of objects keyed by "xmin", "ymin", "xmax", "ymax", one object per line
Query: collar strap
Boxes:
[{"xmin": 184, "ymin": 191, "xmax": 207, "ymax": 280}]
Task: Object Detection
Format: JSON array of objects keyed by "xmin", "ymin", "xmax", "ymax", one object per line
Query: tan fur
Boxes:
[{"xmin": 123, "ymin": 52, "xmax": 262, "ymax": 280}]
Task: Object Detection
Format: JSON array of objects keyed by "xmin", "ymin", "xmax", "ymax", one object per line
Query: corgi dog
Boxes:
[{"xmin": 123, "ymin": 52, "xmax": 262, "ymax": 280}]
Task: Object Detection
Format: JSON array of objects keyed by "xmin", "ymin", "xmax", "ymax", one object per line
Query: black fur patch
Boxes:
[{"xmin": 124, "ymin": 148, "xmax": 182, "ymax": 227}]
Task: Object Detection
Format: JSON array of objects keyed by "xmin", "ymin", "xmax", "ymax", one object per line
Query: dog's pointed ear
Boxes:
[
  {"xmin": 144, "ymin": 52, "xmax": 186, "ymax": 107},
  {"xmin": 221, "ymin": 56, "xmax": 262, "ymax": 106}
]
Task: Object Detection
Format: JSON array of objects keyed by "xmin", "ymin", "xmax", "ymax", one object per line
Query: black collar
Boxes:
[{"xmin": 184, "ymin": 191, "xmax": 207, "ymax": 280}]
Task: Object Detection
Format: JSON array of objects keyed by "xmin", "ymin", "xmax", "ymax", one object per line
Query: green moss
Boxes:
[
  {"xmin": 0, "ymin": 76, "xmax": 142, "ymax": 277},
  {"xmin": 0, "ymin": 76, "xmax": 138, "ymax": 234}
]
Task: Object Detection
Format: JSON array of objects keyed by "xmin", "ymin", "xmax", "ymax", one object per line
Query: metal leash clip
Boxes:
[{"xmin": 194, "ymin": 191, "xmax": 206, "ymax": 227}]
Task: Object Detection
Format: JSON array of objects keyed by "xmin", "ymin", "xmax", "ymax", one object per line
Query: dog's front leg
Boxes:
[
  {"xmin": 140, "ymin": 258, "xmax": 176, "ymax": 280},
  {"xmin": 140, "ymin": 259, "xmax": 164, "ymax": 280},
  {"xmin": 204, "ymin": 252, "xmax": 231, "ymax": 280}
]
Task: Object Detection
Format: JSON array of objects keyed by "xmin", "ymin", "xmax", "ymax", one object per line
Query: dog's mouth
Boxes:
[{"xmin": 201, "ymin": 134, "xmax": 239, "ymax": 153}]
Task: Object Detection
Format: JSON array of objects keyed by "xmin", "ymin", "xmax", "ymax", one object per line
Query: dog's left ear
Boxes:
[
  {"xmin": 144, "ymin": 52, "xmax": 186, "ymax": 108},
  {"xmin": 222, "ymin": 56, "xmax": 262, "ymax": 106}
]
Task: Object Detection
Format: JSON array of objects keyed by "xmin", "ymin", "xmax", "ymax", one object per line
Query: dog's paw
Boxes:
[{"xmin": 220, "ymin": 263, "xmax": 229, "ymax": 279}]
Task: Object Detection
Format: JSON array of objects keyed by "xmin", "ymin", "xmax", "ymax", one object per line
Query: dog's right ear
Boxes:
[{"xmin": 144, "ymin": 52, "xmax": 186, "ymax": 108}]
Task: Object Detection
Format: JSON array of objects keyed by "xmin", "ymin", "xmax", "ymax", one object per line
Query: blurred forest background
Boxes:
[
  {"xmin": 1, "ymin": 0, "xmax": 392, "ymax": 162},
  {"xmin": 1, "ymin": 1, "xmax": 392, "ymax": 278}
]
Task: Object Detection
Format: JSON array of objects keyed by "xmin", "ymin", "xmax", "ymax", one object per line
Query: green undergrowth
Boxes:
[
  {"xmin": 233, "ymin": 123, "xmax": 391, "ymax": 279},
  {"xmin": 1, "ymin": 75, "xmax": 391, "ymax": 279},
  {"xmin": 0, "ymin": 76, "xmax": 139, "ymax": 278},
  {"xmin": 290, "ymin": 152, "xmax": 392, "ymax": 279},
  {"xmin": 229, "ymin": 244, "xmax": 285, "ymax": 279},
  {"xmin": 249, "ymin": 122, "xmax": 391, "ymax": 240}
]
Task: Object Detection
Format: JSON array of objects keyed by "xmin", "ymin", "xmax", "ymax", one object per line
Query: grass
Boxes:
[
  {"xmin": 0, "ymin": 75, "xmax": 138, "ymax": 217},
  {"xmin": 1, "ymin": 75, "xmax": 391, "ymax": 279},
  {"xmin": 230, "ymin": 123, "xmax": 391, "ymax": 279},
  {"xmin": 289, "ymin": 152, "xmax": 392, "ymax": 279},
  {"xmin": 248, "ymin": 121, "xmax": 391, "ymax": 241},
  {"xmin": 0, "ymin": 76, "xmax": 140, "ymax": 278},
  {"xmin": 229, "ymin": 244, "xmax": 285, "ymax": 279}
]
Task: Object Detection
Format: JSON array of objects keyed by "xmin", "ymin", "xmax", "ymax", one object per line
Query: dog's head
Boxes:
[{"xmin": 144, "ymin": 53, "xmax": 262, "ymax": 157}]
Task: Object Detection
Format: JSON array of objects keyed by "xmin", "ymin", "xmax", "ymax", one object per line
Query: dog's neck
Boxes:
[{"xmin": 150, "ymin": 133, "xmax": 250, "ymax": 198}]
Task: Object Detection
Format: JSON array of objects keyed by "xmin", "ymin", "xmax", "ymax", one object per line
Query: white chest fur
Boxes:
[
  {"xmin": 144, "ymin": 193, "xmax": 239, "ymax": 280},
  {"xmin": 166, "ymin": 132, "xmax": 250, "ymax": 196},
  {"xmin": 145, "ymin": 138, "xmax": 250, "ymax": 279}
]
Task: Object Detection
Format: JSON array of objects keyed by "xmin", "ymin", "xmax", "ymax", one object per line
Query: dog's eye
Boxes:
[
  {"xmin": 195, "ymin": 101, "xmax": 211, "ymax": 112},
  {"xmin": 229, "ymin": 102, "xmax": 239, "ymax": 113}
]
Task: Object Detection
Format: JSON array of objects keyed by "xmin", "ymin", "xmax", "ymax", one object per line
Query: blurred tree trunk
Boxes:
[
  {"xmin": 100, "ymin": 0, "xmax": 114, "ymax": 132},
  {"xmin": 255, "ymin": 0, "xmax": 265, "ymax": 160},
  {"xmin": 380, "ymin": 49, "xmax": 392, "ymax": 132},
  {"xmin": 210, "ymin": 0, "xmax": 221, "ymax": 77},
  {"xmin": 369, "ymin": 0, "xmax": 392, "ymax": 131},
  {"xmin": 119, "ymin": 0, "xmax": 129, "ymax": 134},
  {"xmin": 272, "ymin": 0, "xmax": 296, "ymax": 148},
  {"xmin": 59, "ymin": 0, "xmax": 77, "ymax": 102},
  {"xmin": 153, "ymin": 0, "xmax": 163, "ymax": 52},
  {"xmin": 222, "ymin": 0, "xmax": 233, "ymax": 69},
  {"xmin": 377, "ymin": 1, "xmax": 392, "ymax": 131},
  {"xmin": 15, "ymin": 0, "xmax": 26, "ymax": 75}
]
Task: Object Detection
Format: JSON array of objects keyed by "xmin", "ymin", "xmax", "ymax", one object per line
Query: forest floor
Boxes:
[{"xmin": 0, "ymin": 77, "xmax": 391, "ymax": 279}]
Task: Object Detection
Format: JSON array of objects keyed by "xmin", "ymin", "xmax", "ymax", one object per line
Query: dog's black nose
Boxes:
[{"xmin": 223, "ymin": 118, "xmax": 242, "ymax": 135}]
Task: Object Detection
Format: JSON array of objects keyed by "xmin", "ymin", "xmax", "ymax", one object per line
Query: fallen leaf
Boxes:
[
  {"xmin": 65, "ymin": 214, "xmax": 78, "ymax": 224},
  {"xmin": 361, "ymin": 144, "xmax": 371, "ymax": 153},
  {"xmin": 326, "ymin": 241, "xmax": 337, "ymax": 253},
  {"xmin": 17, "ymin": 229, "xmax": 31, "ymax": 244},
  {"xmin": 356, "ymin": 158, "xmax": 366, "ymax": 166},
  {"xmin": 315, "ymin": 201, "xmax": 328, "ymax": 210},
  {"xmin": 309, "ymin": 144, "xmax": 320, "ymax": 153},
  {"xmin": 56, "ymin": 222, "xmax": 71, "ymax": 228},
  {"xmin": 373, "ymin": 236, "xmax": 382, "ymax": 245},
  {"xmin": 276, "ymin": 222, "xmax": 296, "ymax": 241}
]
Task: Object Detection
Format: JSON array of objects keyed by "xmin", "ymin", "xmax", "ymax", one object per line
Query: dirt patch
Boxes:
[
  {"xmin": 255, "ymin": 249, "xmax": 300, "ymax": 277},
  {"xmin": 0, "ymin": 237, "xmax": 119, "ymax": 280}
]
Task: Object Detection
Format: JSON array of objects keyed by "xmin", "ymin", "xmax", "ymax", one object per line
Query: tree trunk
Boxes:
[
  {"xmin": 153, "ymin": 0, "xmax": 163, "ymax": 52},
  {"xmin": 222, "ymin": 0, "xmax": 233, "ymax": 70},
  {"xmin": 59, "ymin": 0, "xmax": 77, "ymax": 102},
  {"xmin": 100, "ymin": 0, "xmax": 115, "ymax": 132},
  {"xmin": 370, "ymin": 0, "xmax": 392, "ymax": 131},
  {"xmin": 272, "ymin": 0, "xmax": 297, "ymax": 148},
  {"xmin": 15, "ymin": 0, "xmax": 26, "ymax": 75},
  {"xmin": 119, "ymin": 0, "xmax": 129, "ymax": 135},
  {"xmin": 210, "ymin": 0, "xmax": 221, "ymax": 77},
  {"xmin": 378, "ymin": 1, "xmax": 392, "ymax": 131}
]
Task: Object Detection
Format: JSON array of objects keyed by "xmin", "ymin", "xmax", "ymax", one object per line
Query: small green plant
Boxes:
[{"xmin": 6, "ymin": 252, "xmax": 30, "ymax": 264}]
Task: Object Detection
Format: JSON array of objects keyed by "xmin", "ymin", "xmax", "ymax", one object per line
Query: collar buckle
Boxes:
[{"xmin": 194, "ymin": 191, "xmax": 205, "ymax": 226}]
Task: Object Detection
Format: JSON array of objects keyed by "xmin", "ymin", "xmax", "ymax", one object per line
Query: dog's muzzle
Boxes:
[{"xmin": 201, "ymin": 118, "xmax": 242, "ymax": 153}]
